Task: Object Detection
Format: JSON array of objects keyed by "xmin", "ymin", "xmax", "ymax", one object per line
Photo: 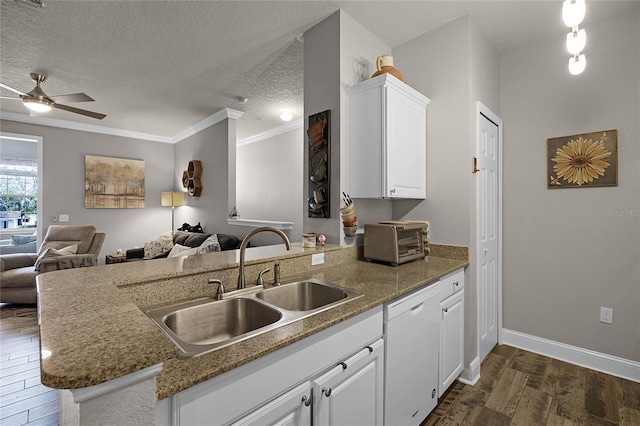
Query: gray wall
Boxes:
[
  {"xmin": 173, "ymin": 118, "xmax": 239, "ymax": 236},
  {"xmin": 0, "ymin": 119, "xmax": 174, "ymax": 260},
  {"xmin": 392, "ymin": 15, "xmax": 501, "ymax": 377},
  {"xmin": 236, "ymin": 128, "xmax": 304, "ymax": 244},
  {"xmin": 303, "ymin": 10, "xmax": 392, "ymax": 245},
  {"xmin": 501, "ymin": 8, "xmax": 640, "ymax": 361}
]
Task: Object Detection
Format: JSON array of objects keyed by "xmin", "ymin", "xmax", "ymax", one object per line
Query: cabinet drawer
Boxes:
[{"xmin": 439, "ymin": 269, "xmax": 464, "ymax": 302}]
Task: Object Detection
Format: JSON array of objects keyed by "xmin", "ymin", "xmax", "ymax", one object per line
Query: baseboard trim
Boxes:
[
  {"xmin": 458, "ymin": 357, "xmax": 480, "ymax": 386},
  {"xmin": 502, "ymin": 329, "xmax": 640, "ymax": 383}
]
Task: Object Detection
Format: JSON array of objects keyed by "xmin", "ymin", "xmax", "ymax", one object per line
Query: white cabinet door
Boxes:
[
  {"xmin": 313, "ymin": 339, "xmax": 384, "ymax": 426},
  {"xmin": 231, "ymin": 381, "xmax": 312, "ymax": 426},
  {"xmin": 347, "ymin": 74, "xmax": 430, "ymax": 199},
  {"xmin": 439, "ymin": 290, "xmax": 464, "ymax": 397},
  {"xmin": 385, "ymin": 83, "xmax": 427, "ymax": 199}
]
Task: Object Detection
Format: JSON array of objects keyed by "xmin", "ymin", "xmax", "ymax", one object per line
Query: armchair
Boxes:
[{"xmin": 0, "ymin": 225, "xmax": 105, "ymax": 304}]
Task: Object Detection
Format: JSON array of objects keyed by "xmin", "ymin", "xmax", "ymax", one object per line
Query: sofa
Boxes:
[
  {"xmin": 0, "ymin": 225, "xmax": 105, "ymax": 304},
  {"xmin": 125, "ymin": 231, "xmax": 242, "ymax": 261},
  {"xmin": 0, "ymin": 232, "xmax": 38, "ymax": 255}
]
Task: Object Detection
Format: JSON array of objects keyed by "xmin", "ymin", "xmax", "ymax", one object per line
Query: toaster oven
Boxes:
[{"xmin": 364, "ymin": 221, "xmax": 428, "ymax": 266}]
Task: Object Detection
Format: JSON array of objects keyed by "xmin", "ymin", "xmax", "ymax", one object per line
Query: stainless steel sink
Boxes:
[
  {"xmin": 255, "ymin": 279, "xmax": 353, "ymax": 311},
  {"xmin": 163, "ymin": 298, "xmax": 282, "ymax": 345},
  {"xmin": 146, "ymin": 278, "xmax": 363, "ymax": 359}
]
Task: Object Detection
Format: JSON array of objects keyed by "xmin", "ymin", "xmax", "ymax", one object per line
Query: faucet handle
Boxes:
[
  {"xmin": 257, "ymin": 268, "xmax": 270, "ymax": 287},
  {"xmin": 208, "ymin": 279, "xmax": 224, "ymax": 300}
]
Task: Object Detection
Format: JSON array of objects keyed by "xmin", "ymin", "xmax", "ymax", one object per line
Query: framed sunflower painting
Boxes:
[{"xmin": 547, "ymin": 129, "xmax": 618, "ymax": 189}]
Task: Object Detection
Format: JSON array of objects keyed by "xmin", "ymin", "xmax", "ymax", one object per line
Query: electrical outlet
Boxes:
[
  {"xmin": 52, "ymin": 215, "xmax": 58, "ymax": 222},
  {"xmin": 311, "ymin": 253, "xmax": 325, "ymax": 266},
  {"xmin": 59, "ymin": 214, "xmax": 69, "ymax": 222},
  {"xmin": 600, "ymin": 307, "xmax": 613, "ymax": 324}
]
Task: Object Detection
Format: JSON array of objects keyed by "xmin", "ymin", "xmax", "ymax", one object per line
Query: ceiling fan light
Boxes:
[
  {"xmin": 566, "ymin": 28, "xmax": 586, "ymax": 55},
  {"xmin": 568, "ymin": 54, "xmax": 586, "ymax": 75},
  {"xmin": 562, "ymin": 0, "xmax": 586, "ymax": 27},
  {"xmin": 22, "ymin": 98, "xmax": 52, "ymax": 112}
]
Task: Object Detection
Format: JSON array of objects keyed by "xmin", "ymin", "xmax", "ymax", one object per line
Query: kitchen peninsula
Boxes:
[{"xmin": 37, "ymin": 243, "xmax": 468, "ymax": 425}]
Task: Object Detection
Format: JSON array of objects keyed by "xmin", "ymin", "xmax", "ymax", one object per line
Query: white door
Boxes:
[{"xmin": 477, "ymin": 108, "xmax": 500, "ymax": 362}]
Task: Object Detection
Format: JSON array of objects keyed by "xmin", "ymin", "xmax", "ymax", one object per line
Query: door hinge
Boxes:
[{"xmin": 472, "ymin": 157, "xmax": 479, "ymax": 174}]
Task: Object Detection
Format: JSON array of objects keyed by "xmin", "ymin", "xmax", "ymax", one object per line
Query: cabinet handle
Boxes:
[
  {"xmin": 322, "ymin": 387, "xmax": 332, "ymax": 397},
  {"xmin": 390, "ymin": 188, "xmax": 396, "ymax": 195},
  {"xmin": 453, "ymin": 281, "xmax": 459, "ymax": 287},
  {"xmin": 302, "ymin": 395, "xmax": 312, "ymax": 406},
  {"xmin": 339, "ymin": 362, "xmax": 347, "ymax": 370},
  {"xmin": 443, "ymin": 307, "xmax": 448, "ymax": 313}
]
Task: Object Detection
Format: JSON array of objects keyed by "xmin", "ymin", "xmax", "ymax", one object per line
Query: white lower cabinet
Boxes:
[
  {"xmin": 438, "ymin": 269, "xmax": 465, "ymax": 397},
  {"xmin": 161, "ymin": 308, "xmax": 383, "ymax": 426},
  {"xmin": 230, "ymin": 381, "xmax": 312, "ymax": 426},
  {"xmin": 313, "ymin": 339, "xmax": 384, "ymax": 426}
]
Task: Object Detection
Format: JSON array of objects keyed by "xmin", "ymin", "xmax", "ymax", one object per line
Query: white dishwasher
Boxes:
[{"xmin": 384, "ymin": 283, "xmax": 440, "ymax": 426}]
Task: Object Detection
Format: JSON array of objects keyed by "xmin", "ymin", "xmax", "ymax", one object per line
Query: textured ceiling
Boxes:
[{"xmin": 1, "ymin": 1, "xmax": 636, "ymax": 141}]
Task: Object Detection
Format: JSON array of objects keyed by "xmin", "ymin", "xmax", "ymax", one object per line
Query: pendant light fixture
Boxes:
[
  {"xmin": 566, "ymin": 27, "xmax": 586, "ymax": 55},
  {"xmin": 563, "ymin": 0, "xmax": 587, "ymax": 75},
  {"xmin": 562, "ymin": 0, "xmax": 586, "ymax": 27},
  {"xmin": 568, "ymin": 54, "xmax": 587, "ymax": 75}
]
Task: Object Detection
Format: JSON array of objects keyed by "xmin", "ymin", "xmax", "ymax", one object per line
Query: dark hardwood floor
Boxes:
[
  {"xmin": 422, "ymin": 345, "xmax": 640, "ymax": 426},
  {"xmin": 1, "ymin": 303, "xmax": 639, "ymax": 426}
]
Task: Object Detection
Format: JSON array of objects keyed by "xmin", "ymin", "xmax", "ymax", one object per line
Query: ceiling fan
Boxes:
[{"xmin": 0, "ymin": 73, "xmax": 106, "ymax": 120}]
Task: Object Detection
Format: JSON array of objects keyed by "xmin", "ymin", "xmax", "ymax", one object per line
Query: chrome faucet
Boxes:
[{"xmin": 237, "ymin": 227, "xmax": 291, "ymax": 289}]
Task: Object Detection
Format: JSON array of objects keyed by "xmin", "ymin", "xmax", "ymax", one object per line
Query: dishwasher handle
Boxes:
[{"xmin": 410, "ymin": 301, "xmax": 425, "ymax": 313}]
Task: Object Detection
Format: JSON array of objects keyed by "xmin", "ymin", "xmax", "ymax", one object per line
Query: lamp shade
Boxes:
[
  {"xmin": 562, "ymin": 0, "xmax": 586, "ymax": 27},
  {"xmin": 566, "ymin": 28, "xmax": 586, "ymax": 55},
  {"xmin": 161, "ymin": 191, "xmax": 185, "ymax": 207},
  {"xmin": 568, "ymin": 54, "xmax": 587, "ymax": 75}
]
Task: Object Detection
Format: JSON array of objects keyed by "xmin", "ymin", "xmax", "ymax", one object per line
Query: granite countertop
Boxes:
[{"xmin": 36, "ymin": 244, "xmax": 468, "ymax": 400}]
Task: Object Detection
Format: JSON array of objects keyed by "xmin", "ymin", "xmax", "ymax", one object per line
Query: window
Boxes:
[{"xmin": 0, "ymin": 152, "xmax": 38, "ymax": 229}]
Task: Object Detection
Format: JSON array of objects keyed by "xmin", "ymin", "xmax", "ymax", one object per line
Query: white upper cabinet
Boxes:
[{"xmin": 347, "ymin": 74, "xmax": 430, "ymax": 199}]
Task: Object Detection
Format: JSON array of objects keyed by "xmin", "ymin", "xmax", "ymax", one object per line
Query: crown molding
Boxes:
[
  {"xmin": 0, "ymin": 111, "xmax": 173, "ymax": 143},
  {"xmin": 170, "ymin": 108, "xmax": 244, "ymax": 143},
  {"xmin": 236, "ymin": 118, "xmax": 303, "ymax": 147},
  {"xmin": 0, "ymin": 108, "xmax": 245, "ymax": 144}
]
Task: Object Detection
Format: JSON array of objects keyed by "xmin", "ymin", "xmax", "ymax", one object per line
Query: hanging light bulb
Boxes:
[
  {"xmin": 562, "ymin": 0, "xmax": 586, "ymax": 27},
  {"xmin": 568, "ymin": 54, "xmax": 586, "ymax": 75},
  {"xmin": 566, "ymin": 27, "xmax": 587, "ymax": 55}
]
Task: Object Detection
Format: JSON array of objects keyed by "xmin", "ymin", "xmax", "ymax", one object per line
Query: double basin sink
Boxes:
[{"xmin": 146, "ymin": 278, "xmax": 363, "ymax": 359}]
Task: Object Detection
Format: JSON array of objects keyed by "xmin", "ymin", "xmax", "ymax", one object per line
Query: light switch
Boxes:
[{"xmin": 59, "ymin": 214, "xmax": 69, "ymax": 222}]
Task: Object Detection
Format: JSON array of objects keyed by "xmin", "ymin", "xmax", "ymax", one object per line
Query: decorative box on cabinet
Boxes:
[
  {"xmin": 346, "ymin": 74, "xmax": 430, "ymax": 199},
  {"xmin": 438, "ymin": 268, "xmax": 465, "ymax": 397}
]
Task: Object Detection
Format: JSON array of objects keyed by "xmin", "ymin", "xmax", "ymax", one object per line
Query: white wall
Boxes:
[
  {"xmin": 236, "ymin": 127, "xmax": 304, "ymax": 244},
  {"xmin": 501, "ymin": 7, "xmax": 640, "ymax": 362}
]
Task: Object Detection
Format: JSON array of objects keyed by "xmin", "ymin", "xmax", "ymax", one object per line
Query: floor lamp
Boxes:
[{"xmin": 161, "ymin": 191, "xmax": 185, "ymax": 234}]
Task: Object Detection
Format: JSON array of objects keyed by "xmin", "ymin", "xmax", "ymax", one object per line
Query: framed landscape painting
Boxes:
[
  {"xmin": 547, "ymin": 129, "xmax": 618, "ymax": 189},
  {"xmin": 85, "ymin": 155, "xmax": 145, "ymax": 208}
]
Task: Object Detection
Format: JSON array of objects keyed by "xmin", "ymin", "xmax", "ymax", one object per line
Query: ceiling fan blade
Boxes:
[
  {"xmin": 0, "ymin": 82, "xmax": 28, "ymax": 97},
  {"xmin": 0, "ymin": 95, "xmax": 21, "ymax": 100},
  {"xmin": 53, "ymin": 103, "xmax": 106, "ymax": 120},
  {"xmin": 48, "ymin": 92, "xmax": 95, "ymax": 103}
]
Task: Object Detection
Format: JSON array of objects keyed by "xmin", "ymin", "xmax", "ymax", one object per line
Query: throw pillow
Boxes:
[
  {"xmin": 10, "ymin": 234, "xmax": 37, "ymax": 245},
  {"xmin": 197, "ymin": 234, "xmax": 221, "ymax": 254},
  {"xmin": 167, "ymin": 244, "xmax": 199, "ymax": 258},
  {"xmin": 143, "ymin": 231, "xmax": 174, "ymax": 259},
  {"xmin": 34, "ymin": 244, "xmax": 78, "ymax": 271}
]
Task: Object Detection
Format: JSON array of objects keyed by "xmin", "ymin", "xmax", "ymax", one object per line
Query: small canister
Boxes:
[{"xmin": 302, "ymin": 233, "xmax": 316, "ymax": 248}]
